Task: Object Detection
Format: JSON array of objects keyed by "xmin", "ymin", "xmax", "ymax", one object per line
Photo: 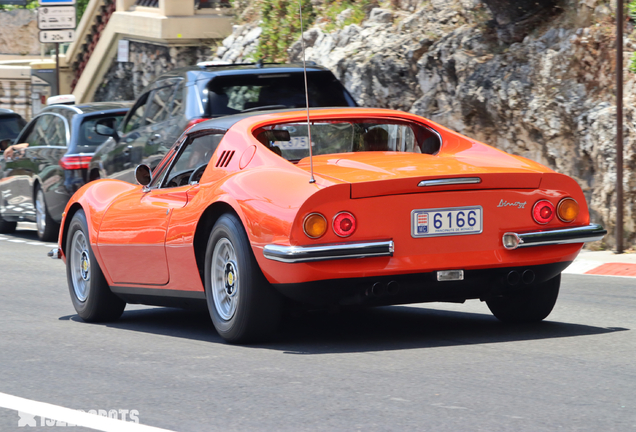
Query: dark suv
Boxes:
[
  {"xmin": 0, "ymin": 102, "xmax": 130, "ymax": 241},
  {"xmin": 0, "ymin": 109, "xmax": 27, "ymax": 150},
  {"xmin": 88, "ymin": 62, "xmax": 357, "ymax": 184}
]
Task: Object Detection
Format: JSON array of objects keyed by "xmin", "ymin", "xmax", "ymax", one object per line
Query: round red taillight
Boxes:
[
  {"xmin": 532, "ymin": 200, "xmax": 555, "ymax": 224},
  {"xmin": 333, "ymin": 212, "xmax": 356, "ymax": 237}
]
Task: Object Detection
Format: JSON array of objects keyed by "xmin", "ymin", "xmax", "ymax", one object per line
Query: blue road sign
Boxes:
[{"xmin": 38, "ymin": 0, "xmax": 76, "ymax": 5}]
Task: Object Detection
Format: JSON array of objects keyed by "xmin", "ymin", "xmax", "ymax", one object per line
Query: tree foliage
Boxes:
[
  {"xmin": 253, "ymin": 0, "xmax": 372, "ymax": 62},
  {"xmin": 254, "ymin": 0, "xmax": 315, "ymax": 62},
  {"xmin": 0, "ymin": 0, "xmax": 90, "ymax": 21}
]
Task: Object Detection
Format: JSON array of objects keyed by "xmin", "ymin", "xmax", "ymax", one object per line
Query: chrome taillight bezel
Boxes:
[{"xmin": 332, "ymin": 211, "xmax": 357, "ymax": 238}]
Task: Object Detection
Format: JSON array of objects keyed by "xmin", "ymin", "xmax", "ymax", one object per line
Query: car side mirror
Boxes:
[
  {"xmin": 94, "ymin": 118, "xmax": 119, "ymax": 140},
  {"xmin": 135, "ymin": 164, "xmax": 152, "ymax": 188}
]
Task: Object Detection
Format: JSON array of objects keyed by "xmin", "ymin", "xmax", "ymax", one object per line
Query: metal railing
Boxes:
[
  {"xmin": 134, "ymin": 0, "xmax": 158, "ymax": 7},
  {"xmin": 197, "ymin": 0, "xmax": 232, "ymax": 8},
  {"xmin": 133, "ymin": 0, "xmax": 231, "ymax": 8}
]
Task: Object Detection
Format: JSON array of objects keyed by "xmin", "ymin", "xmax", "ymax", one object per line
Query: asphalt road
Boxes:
[{"xmin": 0, "ymin": 224, "xmax": 635, "ymax": 431}]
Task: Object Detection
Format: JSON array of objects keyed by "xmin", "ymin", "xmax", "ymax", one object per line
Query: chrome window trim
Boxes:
[
  {"xmin": 21, "ymin": 112, "xmax": 71, "ymax": 147},
  {"xmin": 418, "ymin": 177, "xmax": 482, "ymax": 187},
  {"xmin": 263, "ymin": 240, "xmax": 394, "ymax": 263}
]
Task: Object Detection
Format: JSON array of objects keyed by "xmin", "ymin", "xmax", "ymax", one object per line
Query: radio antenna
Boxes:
[{"xmin": 298, "ymin": 0, "xmax": 315, "ymax": 184}]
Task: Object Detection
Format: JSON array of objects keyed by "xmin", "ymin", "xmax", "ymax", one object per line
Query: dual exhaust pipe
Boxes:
[
  {"xmin": 366, "ymin": 281, "xmax": 400, "ymax": 297},
  {"xmin": 366, "ymin": 269, "xmax": 536, "ymax": 297},
  {"xmin": 506, "ymin": 269, "xmax": 535, "ymax": 286}
]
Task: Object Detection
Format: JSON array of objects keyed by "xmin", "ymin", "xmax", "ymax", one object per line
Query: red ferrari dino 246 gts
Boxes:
[{"xmin": 50, "ymin": 108, "xmax": 606, "ymax": 343}]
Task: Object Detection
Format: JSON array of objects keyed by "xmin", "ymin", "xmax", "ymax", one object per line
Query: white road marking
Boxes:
[
  {"xmin": 0, "ymin": 392, "xmax": 176, "ymax": 432},
  {"xmin": 8, "ymin": 239, "xmax": 25, "ymax": 243},
  {"xmin": 26, "ymin": 242, "xmax": 44, "ymax": 246},
  {"xmin": 0, "ymin": 237, "xmax": 6, "ymax": 240},
  {"xmin": 563, "ymin": 259, "xmax": 603, "ymax": 274}
]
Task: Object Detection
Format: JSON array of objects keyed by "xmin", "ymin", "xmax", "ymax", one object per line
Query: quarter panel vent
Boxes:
[{"xmin": 216, "ymin": 150, "xmax": 235, "ymax": 168}]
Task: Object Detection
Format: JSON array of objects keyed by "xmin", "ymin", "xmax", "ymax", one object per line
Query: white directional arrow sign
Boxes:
[{"xmin": 39, "ymin": 29, "xmax": 75, "ymax": 43}]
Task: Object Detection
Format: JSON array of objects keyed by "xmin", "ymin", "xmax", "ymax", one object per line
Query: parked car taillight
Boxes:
[
  {"xmin": 532, "ymin": 200, "xmax": 555, "ymax": 224},
  {"xmin": 59, "ymin": 155, "xmax": 91, "ymax": 170},
  {"xmin": 333, "ymin": 212, "xmax": 356, "ymax": 237}
]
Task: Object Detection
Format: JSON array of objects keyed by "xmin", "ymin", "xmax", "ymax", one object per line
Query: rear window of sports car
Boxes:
[{"xmin": 255, "ymin": 119, "xmax": 441, "ymax": 162}]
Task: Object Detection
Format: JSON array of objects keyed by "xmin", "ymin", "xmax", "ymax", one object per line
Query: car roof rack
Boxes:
[{"xmin": 196, "ymin": 60, "xmax": 317, "ymax": 69}]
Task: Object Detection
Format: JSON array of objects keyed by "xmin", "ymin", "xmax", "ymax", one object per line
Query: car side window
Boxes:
[
  {"xmin": 169, "ymin": 81, "xmax": 184, "ymax": 117},
  {"xmin": 145, "ymin": 85, "xmax": 175, "ymax": 125},
  {"xmin": 21, "ymin": 114, "xmax": 67, "ymax": 147},
  {"xmin": 122, "ymin": 93, "xmax": 150, "ymax": 134},
  {"xmin": 160, "ymin": 132, "xmax": 225, "ymax": 188},
  {"xmin": 44, "ymin": 115, "xmax": 68, "ymax": 146}
]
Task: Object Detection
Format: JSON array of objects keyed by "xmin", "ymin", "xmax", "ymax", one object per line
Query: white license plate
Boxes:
[{"xmin": 411, "ymin": 206, "xmax": 483, "ymax": 238}]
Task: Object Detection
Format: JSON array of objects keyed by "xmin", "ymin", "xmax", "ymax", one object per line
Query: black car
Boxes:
[
  {"xmin": 0, "ymin": 109, "xmax": 27, "ymax": 150},
  {"xmin": 88, "ymin": 62, "xmax": 357, "ymax": 184},
  {"xmin": 0, "ymin": 102, "xmax": 130, "ymax": 241}
]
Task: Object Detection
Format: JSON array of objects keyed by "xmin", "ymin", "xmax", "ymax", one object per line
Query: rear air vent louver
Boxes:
[{"xmin": 216, "ymin": 150, "xmax": 235, "ymax": 168}]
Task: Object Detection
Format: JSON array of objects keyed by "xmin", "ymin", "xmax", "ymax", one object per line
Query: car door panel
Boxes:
[{"xmin": 97, "ymin": 186, "xmax": 191, "ymax": 286}]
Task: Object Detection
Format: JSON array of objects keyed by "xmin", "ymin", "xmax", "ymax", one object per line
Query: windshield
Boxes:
[
  {"xmin": 208, "ymin": 71, "xmax": 354, "ymax": 116},
  {"xmin": 0, "ymin": 115, "xmax": 26, "ymax": 141},
  {"xmin": 77, "ymin": 114, "xmax": 126, "ymax": 151},
  {"xmin": 255, "ymin": 119, "xmax": 441, "ymax": 161}
]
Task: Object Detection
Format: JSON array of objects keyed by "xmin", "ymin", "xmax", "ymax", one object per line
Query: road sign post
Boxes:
[{"xmin": 38, "ymin": 0, "xmax": 76, "ymax": 97}]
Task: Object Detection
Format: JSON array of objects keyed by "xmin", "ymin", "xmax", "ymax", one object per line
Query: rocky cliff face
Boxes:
[
  {"xmin": 94, "ymin": 41, "xmax": 211, "ymax": 102},
  {"xmin": 0, "ymin": 9, "xmax": 40, "ymax": 56},
  {"xmin": 214, "ymin": 0, "xmax": 634, "ymax": 248}
]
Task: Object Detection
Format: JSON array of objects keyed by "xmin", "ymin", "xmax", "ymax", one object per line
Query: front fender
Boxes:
[{"xmin": 58, "ymin": 179, "xmax": 138, "ymax": 258}]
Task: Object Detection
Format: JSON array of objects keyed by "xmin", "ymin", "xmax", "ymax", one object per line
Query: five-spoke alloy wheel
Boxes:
[
  {"xmin": 204, "ymin": 213, "xmax": 282, "ymax": 343},
  {"xmin": 66, "ymin": 210, "xmax": 126, "ymax": 322},
  {"xmin": 35, "ymin": 187, "xmax": 59, "ymax": 242}
]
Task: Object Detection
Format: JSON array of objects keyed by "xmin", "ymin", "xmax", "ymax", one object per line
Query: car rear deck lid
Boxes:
[{"xmin": 350, "ymin": 173, "xmax": 543, "ymax": 198}]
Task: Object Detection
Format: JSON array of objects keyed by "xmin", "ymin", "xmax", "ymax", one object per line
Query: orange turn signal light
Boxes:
[
  {"xmin": 303, "ymin": 213, "xmax": 327, "ymax": 238},
  {"xmin": 557, "ymin": 198, "xmax": 579, "ymax": 223}
]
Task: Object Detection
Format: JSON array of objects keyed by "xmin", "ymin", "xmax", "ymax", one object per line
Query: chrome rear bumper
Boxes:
[
  {"xmin": 263, "ymin": 223, "xmax": 605, "ymax": 263},
  {"xmin": 263, "ymin": 240, "xmax": 394, "ymax": 263},
  {"xmin": 503, "ymin": 223, "xmax": 606, "ymax": 250}
]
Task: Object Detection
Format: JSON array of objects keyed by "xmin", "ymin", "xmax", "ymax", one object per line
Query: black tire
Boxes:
[
  {"xmin": 35, "ymin": 186, "xmax": 59, "ymax": 242},
  {"xmin": 487, "ymin": 274, "xmax": 561, "ymax": 323},
  {"xmin": 204, "ymin": 213, "xmax": 282, "ymax": 343},
  {"xmin": 0, "ymin": 213, "xmax": 16, "ymax": 234},
  {"xmin": 66, "ymin": 210, "xmax": 125, "ymax": 322}
]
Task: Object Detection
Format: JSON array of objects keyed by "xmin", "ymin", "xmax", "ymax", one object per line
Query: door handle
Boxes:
[{"xmin": 123, "ymin": 145, "xmax": 133, "ymax": 155}]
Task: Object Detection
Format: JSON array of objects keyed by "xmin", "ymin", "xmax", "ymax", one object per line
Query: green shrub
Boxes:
[
  {"xmin": 253, "ymin": 0, "xmax": 372, "ymax": 62},
  {"xmin": 253, "ymin": 0, "xmax": 315, "ymax": 62},
  {"xmin": 321, "ymin": 0, "xmax": 372, "ymax": 32},
  {"xmin": 629, "ymin": 0, "xmax": 636, "ymax": 20}
]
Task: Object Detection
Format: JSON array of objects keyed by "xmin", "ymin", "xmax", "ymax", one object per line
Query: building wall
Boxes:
[{"xmin": 0, "ymin": 78, "xmax": 30, "ymax": 120}]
